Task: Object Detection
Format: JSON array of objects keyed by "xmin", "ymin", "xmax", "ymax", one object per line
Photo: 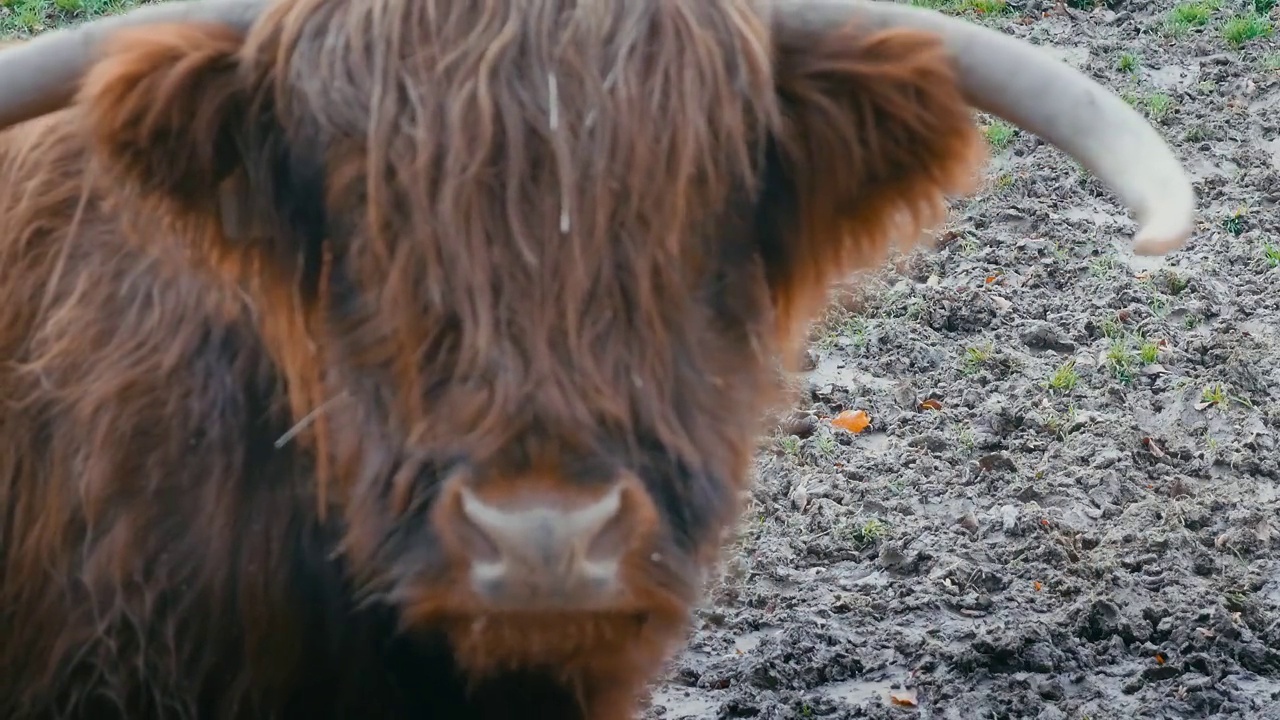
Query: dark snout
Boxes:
[{"xmin": 433, "ymin": 473, "xmax": 655, "ymax": 611}]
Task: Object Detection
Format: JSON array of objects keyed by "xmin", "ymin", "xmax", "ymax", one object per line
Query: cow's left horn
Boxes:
[
  {"xmin": 773, "ymin": 0, "xmax": 1196, "ymax": 257},
  {"xmin": 0, "ymin": 0, "xmax": 265, "ymax": 128}
]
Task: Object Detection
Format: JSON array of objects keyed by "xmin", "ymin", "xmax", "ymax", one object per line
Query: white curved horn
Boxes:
[
  {"xmin": 0, "ymin": 0, "xmax": 265, "ymax": 128},
  {"xmin": 775, "ymin": 0, "xmax": 1196, "ymax": 256}
]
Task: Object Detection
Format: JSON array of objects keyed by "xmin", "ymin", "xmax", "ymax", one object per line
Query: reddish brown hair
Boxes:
[{"xmin": 0, "ymin": 1, "xmax": 983, "ymax": 717}]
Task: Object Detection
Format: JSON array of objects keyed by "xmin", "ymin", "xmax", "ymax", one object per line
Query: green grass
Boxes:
[
  {"xmin": 1223, "ymin": 14, "xmax": 1274, "ymax": 46},
  {"xmin": 1104, "ymin": 339, "xmax": 1136, "ymax": 383},
  {"xmin": 1165, "ymin": 0, "xmax": 1221, "ymax": 36},
  {"xmin": 1224, "ymin": 207, "xmax": 1248, "ymax": 236},
  {"xmin": 1263, "ymin": 241, "xmax": 1280, "ymax": 268},
  {"xmin": 1144, "ymin": 93, "xmax": 1174, "ymax": 120},
  {"xmin": 983, "ymin": 120, "xmax": 1017, "ymax": 152},
  {"xmin": 1139, "ymin": 341, "xmax": 1160, "ymax": 365},
  {"xmin": 962, "ymin": 343, "xmax": 994, "ymax": 374},
  {"xmin": 1117, "ymin": 52, "xmax": 1140, "ymax": 73},
  {"xmin": 0, "ymin": 0, "xmax": 146, "ymax": 36},
  {"xmin": 908, "ymin": 0, "xmax": 1012, "ymax": 14},
  {"xmin": 1046, "ymin": 360, "xmax": 1079, "ymax": 394},
  {"xmin": 1202, "ymin": 383, "xmax": 1228, "ymax": 406}
]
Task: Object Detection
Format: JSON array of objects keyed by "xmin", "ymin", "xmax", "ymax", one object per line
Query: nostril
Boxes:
[
  {"xmin": 583, "ymin": 483, "xmax": 641, "ymax": 561},
  {"xmin": 443, "ymin": 487, "xmax": 503, "ymax": 563}
]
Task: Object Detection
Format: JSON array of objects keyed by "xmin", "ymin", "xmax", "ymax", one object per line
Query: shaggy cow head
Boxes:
[{"xmin": 0, "ymin": 0, "xmax": 1195, "ymax": 706}]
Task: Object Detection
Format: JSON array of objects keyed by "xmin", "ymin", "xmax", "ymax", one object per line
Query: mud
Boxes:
[{"xmin": 645, "ymin": 1, "xmax": 1280, "ymax": 717}]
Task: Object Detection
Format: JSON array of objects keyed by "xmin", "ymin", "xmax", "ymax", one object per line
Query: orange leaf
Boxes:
[
  {"xmin": 1033, "ymin": 581, "xmax": 1042, "ymax": 592},
  {"xmin": 833, "ymin": 410, "xmax": 871, "ymax": 434},
  {"xmin": 1155, "ymin": 653, "xmax": 1165, "ymax": 665},
  {"xmin": 889, "ymin": 691, "xmax": 918, "ymax": 707},
  {"xmin": 920, "ymin": 399, "xmax": 943, "ymax": 412}
]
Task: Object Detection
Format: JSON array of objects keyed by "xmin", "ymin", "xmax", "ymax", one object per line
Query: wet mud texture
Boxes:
[{"xmin": 645, "ymin": 0, "xmax": 1280, "ymax": 717}]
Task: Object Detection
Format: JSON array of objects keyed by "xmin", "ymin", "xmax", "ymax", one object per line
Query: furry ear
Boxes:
[
  {"xmin": 78, "ymin": 22, "xmax": 270, "ymax": 245},
  {"xmin": 762, "ymin": 21, "xmax": 987, "ymax": 351},
  {"xmin": 77, "ymin": 20, "xmax": 333, "ymax": 303}
]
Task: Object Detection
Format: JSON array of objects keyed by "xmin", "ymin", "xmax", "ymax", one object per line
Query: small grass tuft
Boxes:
[
  {"xmin": 1201, "ymin": 383, "xmax": 1228, "ymax": 406},
  {"xmin": 1184, "ymin": 125, "xmax": 1210, "ymax": 142},
  {"xmin": 963, "ymin": 343, "xmax": 994, "ymax": 373},
  {"xmin": 1139, "ymin": 342, "xmax": 1160, "ymax": 365},
  {"xmin": 1223, "ymin": 14, "xmax": 1273, "ymax": 46},
  {"xmin": 1105, "ymin": 339, "xmax": 1135, "ymax": 383},
  {"xmin": 1099, "ymin": 317, "xmax": 1125, "ymax": 340},
  {"xmin": 1117, "ymin": 52, "xmax": 1140, "ymax": 73},
  {"xmin": 959, "ymin": 0, "xmax": 1012, "ymax": 14},
  {"xmin": 1264, "ymin": 241, "xmax": 1280, "ymax": 268},
  {"xmin": 1223, "ymin": 207, "xmax": 1248, "ymax": 236},
  {"xmin": 1144, "ymin": 93, "xmax": 1174, "ymax": 120},
  {"xmin": 1165, "ymin": 270, "xmax": 1190, "ymax": 295},
  {"xmin": 1047, "ymin": 360, "xmax": 1080, "ymax": 393},
  {"xmin": 1166, "ymin": 0, "xmax": 1221, "ymax": 35},
  {"xmin": 1089, "ymin": 254, "xmax": 1119, "ymax": 279},
  {"xmin": 848, "ymin": 518, "xmax": 891, "ymax": 547},
  {"xmin": 909, "ymin": 0, "xmax": 1012, "ymax": 14},
  {"xmin": 777, "ymin": 434, "xmax": 801, "ymax": 456},
  {"xmin": 983, "ymin": 121, "xmax": 1017, "ymax": 152}
]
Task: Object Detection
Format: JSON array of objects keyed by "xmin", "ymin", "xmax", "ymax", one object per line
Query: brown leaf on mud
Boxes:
[
  {"xmin": 889, "ymin": 690, "xmax": 918, "ymax": 707},
  {"xmin": 1143, "ymin": 437, "xmax": 1167, "ymax": 459},
  {"xmin": 1033, "ymin": 580, "xmax": 1042, "ymax": 592},
  {"xmin": 920, "ymin": 399, "xmax": 943, "ymax": 412},
  {"xmin": 1155, "ymin": 653, "xmax": 1166, "ymax": 665},
  {"xmin": 832, "ymin": 409, "xmax": 871, "ymax": 434}
]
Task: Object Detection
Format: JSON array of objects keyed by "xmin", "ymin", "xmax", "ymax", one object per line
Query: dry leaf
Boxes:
[
  {"xmin": 833, "ymin": 409, "xmax": 871, "ymax": 434},
  {"xmin": 889, "ymin": 690, "xmax": 918, "ymax": 707},
  {"xmin": 1155, "ymin": 653, "xmax": 1166, "ymax": 665},
  {"xmin": 1033, "ymin": 580, "xmax": 1042, "ymax": 592},
  {"xmin": 920, "ymin": 399, "xmax": 943, "ymax": 412},
  {"xmin": 1143, "ymin": 437, "xmax": 1166, "ymax": 459}
]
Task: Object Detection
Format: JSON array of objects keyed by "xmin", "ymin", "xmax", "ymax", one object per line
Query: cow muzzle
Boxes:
[{"xmin": 432, "ymin": 472, "xmax": 656, "ymax": 612}]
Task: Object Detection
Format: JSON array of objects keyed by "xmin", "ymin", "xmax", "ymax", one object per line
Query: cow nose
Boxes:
[{"xmin": 437, "ymin": 478, "xmax": 648, "ymax": 610}]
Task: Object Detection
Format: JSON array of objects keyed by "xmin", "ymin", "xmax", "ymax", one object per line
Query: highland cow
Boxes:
[{"xmin": 0, "ymin": 0, "xmax": 1194, "ymax": 718}]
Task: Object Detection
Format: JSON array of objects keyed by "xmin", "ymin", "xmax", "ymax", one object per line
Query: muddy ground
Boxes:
[{"xmin": 645, "ymin": 1, "xmax": 1280, "ymax": 718}]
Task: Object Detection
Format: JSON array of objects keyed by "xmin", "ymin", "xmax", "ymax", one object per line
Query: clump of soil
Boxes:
[{"xmin": 645, "ymin": 0, "xmax": 1280, "ymax": 716}]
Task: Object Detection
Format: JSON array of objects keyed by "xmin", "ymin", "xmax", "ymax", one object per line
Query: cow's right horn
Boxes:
[
  {"xmin": 0, "ymin": 0, "xmax": 265, "ymax": 128},
  {"xmin": 774, "ymin": 0, "xmax": 1196, "ymax": 257}
]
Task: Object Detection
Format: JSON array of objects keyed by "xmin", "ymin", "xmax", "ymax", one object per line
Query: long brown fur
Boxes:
[{"xmin": 0, "ymin": 1, "xmax": 985, "ymax": 718}]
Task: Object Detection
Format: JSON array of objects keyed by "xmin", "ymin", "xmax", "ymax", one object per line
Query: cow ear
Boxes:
[
  {"xmin": 763, "ymin": 22, "xmax": 987, "ymax": 349},
  {"xmin": 79, "ymin": 22, "xmax": 268, "ymax": 243}
]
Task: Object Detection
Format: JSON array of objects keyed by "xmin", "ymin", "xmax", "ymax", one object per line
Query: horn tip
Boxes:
[{"xmin": 1131, "ymin": 211, "xmax": 1197, "ymax": 257}]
